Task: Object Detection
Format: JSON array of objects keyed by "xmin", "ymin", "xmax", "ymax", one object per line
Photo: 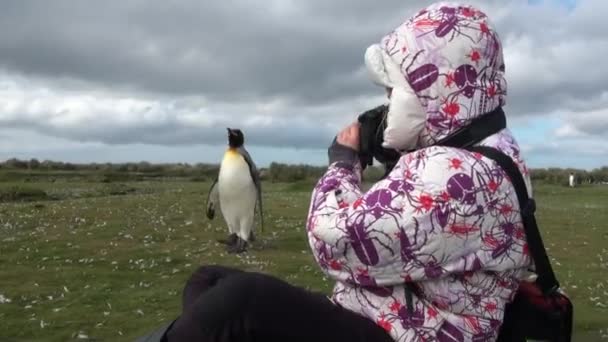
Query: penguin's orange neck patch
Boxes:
[{"xmin": 223, "ymin": 148, "xmax": 241, "ymax": 161}]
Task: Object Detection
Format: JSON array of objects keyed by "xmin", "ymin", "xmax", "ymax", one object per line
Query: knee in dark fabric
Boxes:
[
  {"xmin": 182, "ymin": 265, "xmax": 245, "ymax": 310},
  {"xmin": 168, "ymin": 272, "xmax": 259, "ymax": 341},
  {"xmin": 168, "ymin": 270, "xmax": 395, "ymax": 342},
  {"xmin": 193, "ymin": 273, "xmax": 258, "ymax": 327}
]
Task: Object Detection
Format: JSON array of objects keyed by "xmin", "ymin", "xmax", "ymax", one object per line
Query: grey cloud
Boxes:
[
  {"xmin": 527, "ymin": 139, "xmax": 608, "ymax": 158},
  {"xmin": 41, "ymin": 121, "xmax": 333, "ymax": 149},
  {"xmin": 555, "ymin": 108, "xmax": 608, "ymax": 138},
  {"xmin": 483, "ymin": 0, "xmax": 608, "ymax": 117},
  {"xmin": 0, "ymin": 0, "xmax": 407, "ymax": 105},
  {"xmin": 1, "ymin": 0, "xmax": 608, "ymax": 151},
  {"xmin": 0, "ymin": 100, "xmax": 338, "ymax": 149},
  {"xmin": 572, "ymin": 120, "xmax": 608, "ymax": 138},
  {"xmin": 0, "ymin": 1, "xmax": 517, "ymax": 105},
  {"xmin": 0, "ymin": 62, "xmax": 388, "ymax": 149}
]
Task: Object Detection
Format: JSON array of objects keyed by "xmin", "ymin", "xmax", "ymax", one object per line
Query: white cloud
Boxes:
[
  {"xmin": 0, "ymin": 0, "xmax": 607, "ymax": 167},
  {"xmin": 0, "ymin": 69, "xmax": 387, "ymax": 149},
  {"xmin": 554, "ymin": 124, "xmax": 586, "ymax": 138},
  {"xmin": 554, "ymin": 107, "xmax": 608, "ymax": 138}
]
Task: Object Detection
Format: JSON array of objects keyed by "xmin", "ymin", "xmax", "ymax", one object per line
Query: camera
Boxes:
[{"xmin": 357, "ymin": 104, "xmax": 401, "ymax": 174}]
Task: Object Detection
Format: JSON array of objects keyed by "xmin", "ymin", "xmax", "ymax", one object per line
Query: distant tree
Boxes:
[
  {"xmin": 28, "ymin": 159, "xmax": 40, "ymax": 169},
  {"xmin": 2, "ymin": 155, "xmax": 606, "ymax": 185},
  {"xmin": 126, "ymin": 163, "xmax": 137, "ymax": 172},
  {"xmin": 115, "ymin": 164, "xmax": 128, "ymax": 172},
  {"xmin": 4, "ymin": 158, "xmax": 27, "ymax": 169},
  {"xmin": 137, "ymin": 161, "xmax": 152, "ymax": 172}
]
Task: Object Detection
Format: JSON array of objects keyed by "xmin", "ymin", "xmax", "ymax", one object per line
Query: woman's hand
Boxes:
[
  {"xmin": 336, "ymin": 121, "xmax": 360, "ymax": 151},
  {"xmin": 328, "ymin": 122, "xmax": 360, "ymax": 165}
]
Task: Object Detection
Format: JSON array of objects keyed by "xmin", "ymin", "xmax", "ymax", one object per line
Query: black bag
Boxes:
[{"xmin": 466, "ymin": 146, "xmax": 573, "ymax": 342}]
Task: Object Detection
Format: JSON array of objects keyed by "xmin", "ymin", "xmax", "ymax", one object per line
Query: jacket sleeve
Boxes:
[
  {"xmin": 306, "ymin": 158, "xmax": 417, "ymax": 287},
  {"xmin": 307, "ymin": 147, "xmax": 530, "ymax": 288}
]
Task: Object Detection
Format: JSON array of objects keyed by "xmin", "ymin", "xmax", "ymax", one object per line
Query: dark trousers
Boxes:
[{"xmin": 165, "ymin": 265, "xmax": 394, "ymax": 342}]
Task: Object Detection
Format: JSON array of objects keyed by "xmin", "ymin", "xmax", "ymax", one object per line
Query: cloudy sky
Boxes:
[{"xmin": 0, "ymin": 0, "xmax": 606, "ymax": 169}]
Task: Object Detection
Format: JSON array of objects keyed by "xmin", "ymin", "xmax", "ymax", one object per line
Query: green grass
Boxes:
[{"xmin": 0, "ymin": 178, "xmax": 607, "ymax": 341}]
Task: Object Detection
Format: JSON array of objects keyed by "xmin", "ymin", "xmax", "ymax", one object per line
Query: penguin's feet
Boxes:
[
  {"xmin": 217, "ymin": 233, "xmax": 238, "ymax": 246},
  {"xmin": 227, "ymin": 237, "xmax": 248, "ymax": 254}
]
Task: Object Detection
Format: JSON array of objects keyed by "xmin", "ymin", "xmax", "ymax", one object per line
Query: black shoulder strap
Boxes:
[
  {"xmin": 466, "ymin": 145, "xmax": 560, "ymax": 295},
  {"xmin": 436, "ymin": 106, "xmax": 507, "ymax": 149}
]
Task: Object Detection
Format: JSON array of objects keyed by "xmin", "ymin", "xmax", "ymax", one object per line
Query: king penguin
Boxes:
[{"xmin": 206, "ymin": 128, "xmax": 263, "ymax": 254}]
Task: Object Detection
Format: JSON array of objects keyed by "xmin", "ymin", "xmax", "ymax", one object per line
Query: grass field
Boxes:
[{"xmin": 0, "ymin": 176, "xmax": 607, "ymax": 341}]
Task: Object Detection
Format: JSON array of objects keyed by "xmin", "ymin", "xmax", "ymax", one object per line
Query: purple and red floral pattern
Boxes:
[{"xmin": 307, "ymin": 3, "xmax": 532, "ymax": 341}]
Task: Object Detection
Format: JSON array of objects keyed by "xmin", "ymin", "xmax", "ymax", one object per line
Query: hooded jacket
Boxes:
[{"xmin": 306, "ymin": 2, "xmax": 533, "ymax": 341}]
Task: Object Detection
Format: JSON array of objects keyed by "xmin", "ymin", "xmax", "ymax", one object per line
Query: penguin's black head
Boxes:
[{"xmin": 227, "ymin": 128, "xmax": 244, "ymax": 148}]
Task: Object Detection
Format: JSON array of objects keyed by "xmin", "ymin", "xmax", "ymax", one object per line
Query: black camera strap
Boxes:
[
  {"xmin": 464, "ymin": 145, "xmax": 560, "ymax": 295},
  {"xmin": 399, "ymin": 106, "xmax": 558, "ymax": 314},
  {"xmin": 397, "ymin": 106, "xmax": 559, "ymax": 314},
  {"xmin": 435, "ymin": 106, "xmax": 507, "ymax": 148},
  {"xmin": 435, "ymin": 107, "xmax": 559, "ymax": 295},
  {"xmin": 433, "ymin": 105, "xmax": 559, "ymax": 294}
]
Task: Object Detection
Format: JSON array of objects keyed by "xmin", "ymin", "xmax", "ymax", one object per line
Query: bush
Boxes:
[
  {"xmin": 100, "ymin": 172, "xmax": 143, "ymax": 183},
  {"xmin": 189, "ymin": 175, "xmax": 209, "ymax": 182},
  {"xmin": 0, "ymin": 186, "xmax": 50, "ymax": 202},
  {"xmin": 285, "ymin": 179, "xmax": 317, "ymax": 192},
  {"xmin": 267, "ymin": 162, "xmax": 325, "ymax": 183},
  {"xmin": 103, "ymin": 183, "xmax": 137, "ymax": 196}
]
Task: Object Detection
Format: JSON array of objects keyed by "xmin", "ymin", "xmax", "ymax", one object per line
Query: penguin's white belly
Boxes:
[{"xmin": 218, "ymin": 153, "xmax": 256, "ymax": 220}]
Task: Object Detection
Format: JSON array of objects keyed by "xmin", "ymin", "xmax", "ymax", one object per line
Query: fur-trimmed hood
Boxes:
[{"xmin": 364, "ymin": 1, "xmax": 507, "ymax": 151}]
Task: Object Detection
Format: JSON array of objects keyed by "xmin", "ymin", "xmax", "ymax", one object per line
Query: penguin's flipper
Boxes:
[
  {"xmin": 206, "ymin": 177, "xmax": 219, "ymax": 220},
  {"xmin": 237, "ymin": 147, "xmax": 264, "ymax": 232}
]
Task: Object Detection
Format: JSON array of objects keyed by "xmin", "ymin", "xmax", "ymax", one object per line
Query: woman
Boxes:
[
  {"xmin": 307, "ymin": 2, "xmax": 532, "ymax": 340},
  {"xmin": 140, "ymin": 2, "xmax": 531, "ymax": 341}
]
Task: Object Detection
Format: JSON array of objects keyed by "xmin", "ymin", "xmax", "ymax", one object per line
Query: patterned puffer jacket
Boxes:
[{"xmin": 306, "ymin": 2, "xmax": 533, "ymax": 341}]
